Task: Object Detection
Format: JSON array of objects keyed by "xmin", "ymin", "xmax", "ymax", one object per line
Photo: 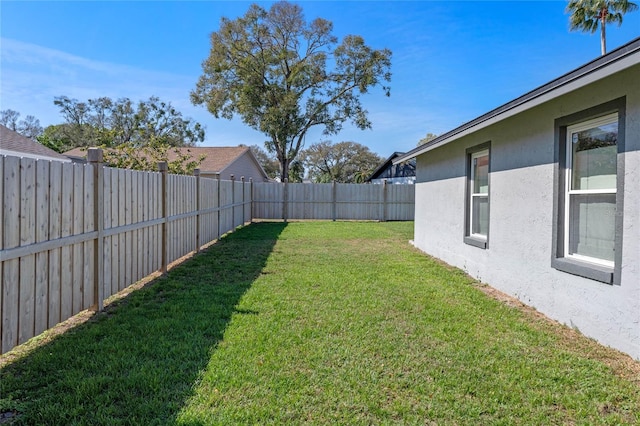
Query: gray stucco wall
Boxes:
[{"xmin": 413, "ymin": 64, "xmax": 640, "ymax": 359}]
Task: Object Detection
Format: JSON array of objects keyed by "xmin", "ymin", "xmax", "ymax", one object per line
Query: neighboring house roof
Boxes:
[
  {"xmin": 395, "ymin": 36, "xmax": 640, "ymax": 164},
  {"xmin": 64, "ymin": 146, "xmax": 270, "ymax": 181},
  {"xmin": 366, "ymin": 152, "xmax": 415, "ymax": 182},
  {"xmin": 0, "ymin": 124, "xmax": 71, "ymax": 162}
]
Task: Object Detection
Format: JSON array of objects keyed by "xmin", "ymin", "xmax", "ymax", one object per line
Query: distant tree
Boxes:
[
  {"xmin": 37, "ymin": 123, "xmax": 90, "ymax": 153},
  {"xmin": 247, "ymin": 144, "xmax": 280, "ymax": 180},
  {"xmin": 0, "ymin": 109, "xmax": 20, "ymax": 130},
  {"xmin": 18, "ymin": 115, "xmax": 45, "ymax": 140},
  {"xmin": 417, "ymin": 132, "xmax": 438, "ymax": 146},
  {"xmin": 0, "ymin": 109, "xmax": 43, "ymax": 139},
  {"xmin": 302, "ymin": 140, "xmax": 383, "ymax": 183},
  {"xmin": 51, "ymin": 95, "xmax": 205, "ymax": 149},
  {"xmin": 191, "ymin": 1, "xmax": 392, "ymax": 182},
  {"xmin": 102, "ymin": 141, "xmax": 205, "ymax": 175},
  {"xmin": 133, "ymin": 97, "xmax": 205, "ymax": 147},
  {"xmin": 567, "ymin": 0, "xmax": 638, "ymax": 55}
]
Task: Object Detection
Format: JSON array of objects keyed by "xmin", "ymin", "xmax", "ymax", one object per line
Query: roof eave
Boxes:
[{"xmin": 393, "ymin": 37, "xmax": 640, "ymax": 165}]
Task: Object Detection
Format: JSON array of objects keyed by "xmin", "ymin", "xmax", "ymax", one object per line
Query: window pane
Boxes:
[
  {"xmin": 568, "ymin": 193, "xmax": 616, "ymax": 262},
  {"xmin": 473, "ymin": 154, "xmax": 489, "ymax": 194},
  {"xmin": 571, "ymin": 122, "xmax": 617, "ymax": 190},
  {"xmin": 472, "ymin": 195, "xmax": 489, "ymax": 236}
]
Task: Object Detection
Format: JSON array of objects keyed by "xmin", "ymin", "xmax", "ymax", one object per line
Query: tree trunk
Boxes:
[
  {"xmin": 280, "ymin": 158, "xmax": 289, "ymax": 183},
  {"xmin": 600, "ymin": 12, "xmax": 607, "ymax": 55}
]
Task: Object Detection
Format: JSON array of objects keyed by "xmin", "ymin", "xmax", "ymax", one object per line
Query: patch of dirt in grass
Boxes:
[{"xmin": 474, "ymin": 282, "xmax": 640, "ymax": 387}]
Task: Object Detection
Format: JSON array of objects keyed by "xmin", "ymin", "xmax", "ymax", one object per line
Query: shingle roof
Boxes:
[
  {"xmin": 367, "ymin": 152, "xmax": 406, "ymax": 181},
  {"xmin": 0, "ymin": 125, "xmax": 70, "ymax": 161},
  {"xmin": 64, "ymin": 146, "xmax": 263, "ymax": 174}
]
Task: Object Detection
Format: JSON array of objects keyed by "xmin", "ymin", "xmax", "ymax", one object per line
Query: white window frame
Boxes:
[
  {"xmin": 469, "ymin": 149, "xmax": 489, "ymax": 240},
  {"xmin": 563, "ymin": 113, "xmax": 617, "ymax": 268}
]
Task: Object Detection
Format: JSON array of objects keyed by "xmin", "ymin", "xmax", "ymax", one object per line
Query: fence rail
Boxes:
[{"xmin": 1, "ymin": 150, "xmax": 414, "ymax": 355}]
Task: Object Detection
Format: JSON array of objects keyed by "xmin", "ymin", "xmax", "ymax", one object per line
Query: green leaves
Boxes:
[
  {"xmin": 566, "ymin": 0, "xmax": 638, "ymax": 54},
  {"xmin": 50, "ymin": 95, "xmax": 205, "ymax": 150},
  {"xmin": 192, "ymin": 1, "xmax": 392, "ymax": 181},
  {"xmin": 301, "ymin": 140, "xmax": 383, "ymax": 183},
  {"xmin": 102, "ymin": 141, "xmax": 205, "ymax": 175}
]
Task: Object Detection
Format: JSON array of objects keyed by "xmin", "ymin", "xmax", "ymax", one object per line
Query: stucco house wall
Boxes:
[{"xmin": 412, "ymin": 63, "xmax": 639, "ymax": 359}]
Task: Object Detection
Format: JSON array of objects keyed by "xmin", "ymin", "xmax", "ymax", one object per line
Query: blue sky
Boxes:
[{"xmin": 1, "ymin": 1, "xmax": 639, "ymax": 157}]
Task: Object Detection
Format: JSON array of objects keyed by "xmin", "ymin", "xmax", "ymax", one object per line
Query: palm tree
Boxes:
[{"xmin": 567, "ymin": 0, "xmax": 638, "ymax": 55}]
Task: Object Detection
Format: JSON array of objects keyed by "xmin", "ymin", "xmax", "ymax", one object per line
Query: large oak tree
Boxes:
[
  {"xmin": 191, "ymin": 1, "xmax": 391, "ymax": 181},
  {"xmin": 302, "ymin": 140, "xmax": 383, "ymax": 183}
]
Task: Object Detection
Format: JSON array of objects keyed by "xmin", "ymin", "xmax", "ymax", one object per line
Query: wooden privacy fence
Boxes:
[
  {"xmin": 0, "ymin": 150, "xmax": 414, "ymax": 355},
  {"xmin": 252, "ymin": 181, "xmax": 415, "ymax": 221},
  {"xmin": 0, "ymin": 149, "xmax": 251, "ymax": 355}
]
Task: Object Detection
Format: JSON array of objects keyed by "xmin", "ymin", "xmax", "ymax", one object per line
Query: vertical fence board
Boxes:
[
  {"xmin": 111, "ymin": 168, "xmax": 120, "ymax": 294},
  {"xmin": 34, "ymin": 160, "xmax": 50, "ymax": 336},
  {"xmin": 83, "ymin": 164, "xmax": 94, "ymax": 310},
  {"xmin": 71, "ymin": 165, "xmax": 84, "ymax": 315},
  {"xmin": 18, "ymin": 158, "xmax": 36, "ymax": 345},
  {"xmin": 124, "ymin": 170, "xmax": 132, "ymax": 288},
  {"xmin": 150, "ymin": 172, "xmax": 157, "ymax": 273},
  {"xmin": 142, "ymin": 172, "xmax": 149, "ymax": 277},
  {"xmin": 2, "ymin": 156, "xmax": 20, "ymax": 353},
  {"xmin": 155, "ymin": 171, "xmax": 162, "ymax": 272},
  {"xmin": 132, "ymin": 171, "xmax": 141, "ymax": 282},
  {"xmin": 59, "ymin": 163, "xmax": 74, "ymax": 321},
  {"xmin": 48, "ymin": 162, "xmax": 62, "ymax": 327},
  {"xmin": 103, "ymin": 168, "xmax": 112, "ymax": 300},
  {"xmin": 118, "ymin": 169, "xmax": 126, "ymax": 290}
]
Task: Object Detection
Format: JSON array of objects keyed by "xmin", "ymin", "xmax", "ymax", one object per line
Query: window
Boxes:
[
  {"xmin": 565, "ymin": 114, "xmax": 617, "ymax": 267},
  {"xmin": 465, "ymin": 143, "xmax": 490, "ymax": 249},
  {"xmin": 553, "ymin": 98, "xmax": 625, "ymax": 284}
]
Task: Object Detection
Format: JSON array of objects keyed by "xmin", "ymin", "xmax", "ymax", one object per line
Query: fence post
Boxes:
[
  {"xmin": 216, "ymin": 173, "xmax": 221, "ymax": 239},
  {"xmin": 332, "ymin": 181, "xmax": 337, "ymax": 222},
  {"xmin": 230, "ymin": 174, "xmax": 235, "ymax": 228},
  {"xmin": 88, "ymin": 148, "xmax": 104, "ymax": 311},
  {"xmin": 158, "ymin": 162, "xmax": 168, "ymax": 275},
  {"xmin": 249, "ymin": 178, "xmax": 254, "ymax": 223},
  {"xmin": 241, "ymin": 176, "xmax": 245, "ymax": 225},
  {"xmin": 283, "ymin": 178, "xmax": 289, "ymax": 222},
  {"xmin": 382, "ymin": 179, "xmax": 388, "ymax": 222},
  {"xmin": 194, "ymin": 168, "xmax": 201, "ymax": 253}
]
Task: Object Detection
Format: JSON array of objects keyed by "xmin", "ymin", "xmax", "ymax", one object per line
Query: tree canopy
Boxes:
[
  {"xmin": 302, "ymin": 140, "xmax": 383, "ymax": 183},
  {"xmin": 417, "ymin": 132, "xmax": 438, "ymax": 146},
  {"xmin": 191, "ymin": 1, "xmax": 391, "ymax": 181},
  {"xmin": 567, "ymin": 0, "xmax": 638, "ymax": 55},
  {"xmin": 39, "ymin": 96, "xmax": 205, "ymax": 152},
  {"xmin": 0, "ymin": 109, "xmax": 43, "ymax": 140},
  {"xmin": 102, "ymin": 142, "xmax": 205, "ymax": 175}
]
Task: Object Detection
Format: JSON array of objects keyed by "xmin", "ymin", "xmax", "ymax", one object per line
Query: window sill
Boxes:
[
  {"xmin": 464, "ymin": 236, "xmax": 487, "ymax": 249},
  {"xmin": 552, "ymin": 257, "xmax": 613, "ymax": 284}
]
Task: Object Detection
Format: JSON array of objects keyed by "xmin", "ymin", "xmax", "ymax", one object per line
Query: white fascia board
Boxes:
[{"xmin": 0, "ymin": 149, "xmax": 72, "ymax": 162}]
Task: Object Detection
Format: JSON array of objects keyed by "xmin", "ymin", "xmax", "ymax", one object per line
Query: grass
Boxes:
[{"xmin": 1, "ymin": 221, "xmax": 639, "ymax": 425}]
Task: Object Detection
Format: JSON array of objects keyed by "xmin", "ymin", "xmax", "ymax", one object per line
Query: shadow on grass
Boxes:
[{"xmin": 0, "ymin": 222, "xmax": 286, "ymax": 425}]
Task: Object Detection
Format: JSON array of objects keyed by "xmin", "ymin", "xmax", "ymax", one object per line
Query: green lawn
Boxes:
[{"xmin": 1, "ymin": 221, "xmax": 639, "ymax": 425}]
